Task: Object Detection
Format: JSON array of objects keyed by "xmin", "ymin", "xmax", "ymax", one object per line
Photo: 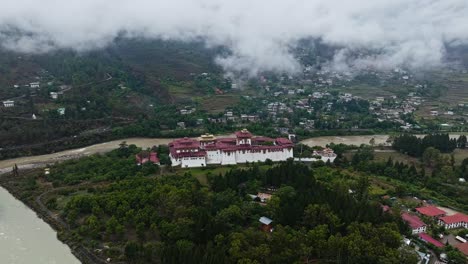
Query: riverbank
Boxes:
[{"xmin": 0, "ymin": 170, "xmax": 111, "ymax": 264}]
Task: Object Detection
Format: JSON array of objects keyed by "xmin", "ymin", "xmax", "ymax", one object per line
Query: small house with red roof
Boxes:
[
  {"xmin": 415, "ymin": 206, "xmax": 446, "ymax": 218},
  {"xmin": 381, "ymin": 205, "xmax": 391, "ymax": 213},
  {"xmin": 402, "ymin": 212, "xmax": 427, "ymax": 234},
  {"xmin": 135, "ymin": 151, "xmax": 160, "ymax": 166},
  {"xmin": 418, "ymin": 233, "xmax": 444, "ymax": 248},
  {"xmin": 438, "ymin": 213, "xmax": 468, "ymax": 229}
]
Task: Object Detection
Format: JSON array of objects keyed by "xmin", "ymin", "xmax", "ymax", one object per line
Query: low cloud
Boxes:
[{"xmin": 1, "ymin": 0, "xmax": 468, "ymax": 75}]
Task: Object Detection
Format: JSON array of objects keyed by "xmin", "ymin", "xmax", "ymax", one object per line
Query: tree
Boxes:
[
  {"xmin": 422, "ymin": 147, "xmax": 441, "ymax": 168},
  {"xmin": 302, "ymin": 204, "xmax": 341, "ymax": 233},
  {"xmin": 457, "ymin": 135, "xmax": 467, "ymax": 149},
  {"xmin": 125, "ymin": 241, "xmax": 141, "ymax": 260},
  {"xmin": 355, "ymin": 176, "xmax": 370, "ymax": 202}
]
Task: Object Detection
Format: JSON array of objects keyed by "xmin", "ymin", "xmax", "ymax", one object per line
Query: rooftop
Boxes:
[
  {"xmin": 402, "ymin": 212, "xmax": 426, "ymax": 229},
  {"xmin": 169, "ymin": 138, "xmax": 200, "ymax": 149},
  {"xmin": 259, "ymin": 216, "xmax": 273, "ymax": 225},
  {"xmin": 415, "ymin": 206, "xmax": 446, "ymax": 217},
  {"xmin": 418, "ymin": 233, "xmax": 444, "ymax": 248},
  {"xmin": 439, "ymin": 213, "xmax": 468, "ymax": 224},
  {"xmin": 275, "ymin": 138, "xmax": 294, "ymax": 146},
  {"xmin": 135, "ymin": 151, "xmax": 159, "ymax": 165},
  {"xmin": 235, "ymin": 129, "xmax": 253, "ymax": 139},
  {"xmin": 455, "ymin": 242, "xmax": 468, "ymax": 256}
]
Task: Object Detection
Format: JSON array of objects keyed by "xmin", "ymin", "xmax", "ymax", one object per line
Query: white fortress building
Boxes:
[{"xmin": 169, "ymin": 129, "xmax": 294, "ymax": 168}]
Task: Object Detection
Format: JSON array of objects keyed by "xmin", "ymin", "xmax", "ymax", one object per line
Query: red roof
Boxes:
[
  {"xmin": 169, "ymin": 133, "xmax": 294, "ymax": 159},
  {"xmin": 136, "ymin": 152, "xmax": 159, "ymax": 165},
  {"xmin": 418, "ymin": 233, "xmax": 444, "ymax": 248},
  {"xmin": 253, "ymin": 136, "xmax": 274, "ymax": 143},
  {"xmin": 455, "ymin": 243, "xmax": 468, "ymax": 256},
  {"xmin": 381, "ymin": 205, "xmax": 390, "ymax": 213},
  {"xmin": 170, "ymin": 149, "xmax": 206, "ymax": 159},
  {"xmin": 439, "ymin": 213, "xmax": 468, "ymax": 224},
  {"xmin": 275, "ymin": 138, "xmax": 293, "ymax": 146},
  {"xmin": 415, "ymin": 206, "xmax": 446, "ymax": 217},
  {"xmin": 235, "ymin": 129, "xmax": 253, "ymax": 138},
  {"xmin": 416, "ymin": 206, "xmax": 446, "ymax": 217},
  {"xmin": 169, "ymin": 138, "xmax": 200, "ymax": 149},
  {"xmin": 402, "ymin": 212, "xmax": 426, "ymax": 229}
]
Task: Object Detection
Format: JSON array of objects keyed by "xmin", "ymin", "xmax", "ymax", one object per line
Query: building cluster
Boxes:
[
  {"xmin": 371, "ymin": 93, "xmax": 422, "ymax": 127},
  {"xmin": 294, "ymin": 148, "xmax": 337, "ymax": 163},
  {"xmin": 401, "ymin": 206, "xmax": 468, "ymax": 251},
  {"xmin": 135, "ymin": 151, "xmax": 160, "ymax": 166},
  {"xmin": 168, "ymin": 129, "xmax": 294, "ymax": 168}
]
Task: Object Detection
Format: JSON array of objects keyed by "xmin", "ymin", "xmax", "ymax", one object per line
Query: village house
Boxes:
[
  {"xmin": 30, "ymin": 82, "xmax": 40, "ymax": 88},
  {"xmin": 313, "ymin": 148, "xmax": 337, "ymax": 163},
  {"xmin": 438, "ymin": 213, "xmax": 468, "ymax": 229},
  {"xmin": 259, "ymin": 216, "xmax": 273, "ymax": 232},
  {"xmin": 135, "ymin": 151, "xmax": 160, "ymax": 166},
  {"xmin": 3, "ymin": 100, "xmax": 15, "ymax": 107},
  {"xmin": 177, "ymin": 122, "xmax": 186, "ymax": 129},
  {"xmin": 257, "ymin": 193, "xmax": 272, "ymax": 203},
  {"xmin": 169, "ymin": 129, "xmax": 294, "ymax": 168},
  {"xmin": 240, "ymin": 114, "xmax": 259, "ymax": 122},
  {"xmin": 402, "ymin": 212, "xmax": 427, "ymax": 234},
  {"xmin": 415, "ymin": 206, "xmax": 446, "ymax": 218},
  {"xmin": 418, "ymin": 233, "xmax": 444, "ymax": 248},
  {"xmin": 50, "ymin": 92, "xmax": 59, "ymax": 100}
]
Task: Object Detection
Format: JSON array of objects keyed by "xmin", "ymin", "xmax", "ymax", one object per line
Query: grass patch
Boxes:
[
  {"xmin": 452, "ymin": 149, "xmax": 468, "ymax": 165},
  {"xmin": 199, "ymin": 95, "xmax": 240, "ymax": 113},
  {"xmin": 55, "ymin": 190, "xmax": 90, "ymax": 209},
  {"xmin": 337, "ymin": 84, "xmax": 400, "ymax": 99},
  {"xmin": 373, "ymin": 151, "xmax": 420, "ymax": 165}
]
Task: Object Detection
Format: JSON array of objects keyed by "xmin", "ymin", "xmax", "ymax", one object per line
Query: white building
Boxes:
[
  {"xmin": 294, "ymin": 148, "xmax": 337, "ymax": 163},
  {"xmin": 169, "ymin": 129, "xmax": 294, "ymax": 168},
  {"xmin": 30, "ymin": 82, "xmax": 40, "ymax": 88},
  {"xmin": 50, "ymin": 92, "xmax": 59, "ymax": 100},
  {"xmin": 438, "ymin": 213, "xmax": 468, "ymax": 229},
  {"xmin": 402, "ymin": 213, "xmax": 427, "ymax": 234},
  {"xmin": 3, "ymin": 100, "xmax": 14, "ymax": 107}
]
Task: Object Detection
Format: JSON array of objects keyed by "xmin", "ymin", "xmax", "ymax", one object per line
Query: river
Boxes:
[{"xmin": 0, "ymin": 187, "xmax": 80, "ymax": 264}]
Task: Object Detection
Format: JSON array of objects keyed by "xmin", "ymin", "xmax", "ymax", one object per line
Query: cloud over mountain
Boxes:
[{"xmin": 1, "ymin": 0, "xmax": 468, "ymax": 75}]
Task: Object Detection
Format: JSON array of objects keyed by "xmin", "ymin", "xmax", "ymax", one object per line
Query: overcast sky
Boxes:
[{"xmin": 1, "ymin": 0, "xmax": 468, "ymax": 75}]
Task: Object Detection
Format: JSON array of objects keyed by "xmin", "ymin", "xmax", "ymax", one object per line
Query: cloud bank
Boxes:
[{"xmin": 1, "ymin": 0, "xmax": 468, "ymax": 75}]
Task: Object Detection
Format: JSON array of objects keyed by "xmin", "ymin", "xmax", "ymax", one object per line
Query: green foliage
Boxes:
[
  {"xmin": 57, "ymin": 157, "xmax": 412, "ymax": 263},
  {"xmin": 393, "ymin": 133, "xmax": 457, "ymax": 157},
  {"xmin": 48, "ymin": 145, "xmax": 156, "ymax": 185}
]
